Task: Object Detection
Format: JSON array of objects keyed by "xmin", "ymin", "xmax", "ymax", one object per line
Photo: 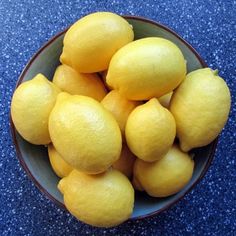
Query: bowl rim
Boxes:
[{"xmin": 10, "ymin": 15, "xmax": 217, "ymax": 221}]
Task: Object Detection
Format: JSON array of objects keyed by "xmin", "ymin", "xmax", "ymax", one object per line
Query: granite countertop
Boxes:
[{"xmin": 0, "ymin": 0, "xmax": 235, "ymax": 235}]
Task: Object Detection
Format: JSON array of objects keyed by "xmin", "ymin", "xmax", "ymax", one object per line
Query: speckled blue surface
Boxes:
[{"xmin": 0, "ymin": 0, "xmax": 235, "ymax": 235}]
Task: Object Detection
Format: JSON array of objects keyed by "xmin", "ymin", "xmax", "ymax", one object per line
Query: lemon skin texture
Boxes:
[
  {"xmin": 49, "ymin": 93, "xmax": 122, "ymax": 174},
  {"xmin": 60, "ymin": 12, "xmax": 134, "ymax": 73},
  {"xmin": 48, "ymin": 144, "xmax": 73, "ymax": 178},
  {"xmin": 58, "ymin": 169, "xmax": 134, "ymax": 227},
  {"xmin": 126, "ymin": 98, "xmax": 176, "ymax": 162},
  {"xmin": 112, "ymin": 143, "xmax": 136, "ymax": 179},
  {"xmin": 170, "ymin": 68, "xmax": 231, "ymax": 151},
  {"xmin": 158, "ymin": 91, "xmax": 173, "ymax": 108},
  {"xmin": 106, "ymin": 37, "xmax": 186, "ymax": 100},
  {"xmin": 99, "ymin": 70, "xmax": 113, "ymax": 91},
  {"xmin": 11, "ymin": 74, "xmax": 61, "ymax": 145},
  {"xmin": 101, "ymin": 90, "xmax": 141, "ymax": 138},
  {"xmin": 132, "ymin": 176, "xmax": 144, "ymax": 192},
  {"xmin": 53, "ymin": 64, "xmax": 107, "ymax": 101},
  {"xmin": 133, "ymin": 145, "xmax": 194, "ymax": 197}
]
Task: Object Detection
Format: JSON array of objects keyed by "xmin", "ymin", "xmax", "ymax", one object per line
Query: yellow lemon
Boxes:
[
  {"xmin": 53, "ymin": 64, "xmax": 107, "ymax": 101},
  {"xmin": 99, "ymin": 70, "xmax": 112, "ymax": 91},
  {"xmin": 60, "ymin": 12, "xmax": 134, "ymax": 73},
  {"xmin": 49, "ymin": 93, "xmax": 122, "ymax": 174},
  {"xmin": 106, "ymin": 37, "xmax": 186, "ymax": 100},
  {"xmin": 101, "ymin": 90, "xmax": 141, "ymax": 138},
  {"xmin": 48, "ymin": 144, "xmax": 73, "ymax": 178},
  {"xmin": 170, "ymin": 68, "xmax": 231, "ymax": 151},
  {"xmin": 158, "ymin": 91, "xmax": 173, "ymax": 108},
  {"xmin": 58, "ymin": 169, "xmax": 134, "ymax": 227},
  {"xmin": 112, "ymin": 143, "xmax": 136, "ymax": 179},
  {"xmin": 132, "ymin": 176, "xmax": 144, "ymax": 192},
  {"xmin": 133, "ymin": 145, "xmax": 194, "ymax": 197},
  {"xmin": 11, "ymin": 74, "xmax": 60, "ymax": 145},
  {"xmin": 126, "ymin": 98, "xmax": 176, "ymax": 162}
]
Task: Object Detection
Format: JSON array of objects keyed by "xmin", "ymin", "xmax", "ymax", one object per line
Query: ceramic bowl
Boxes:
[{"xmin": 10, "ymin": 16, "xmax": 217, "ymax": 220}]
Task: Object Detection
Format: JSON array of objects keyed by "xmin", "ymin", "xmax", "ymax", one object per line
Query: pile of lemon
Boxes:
[{"xmin": 11, "ymin": 12, "xmax": 231, "ymax": 227}]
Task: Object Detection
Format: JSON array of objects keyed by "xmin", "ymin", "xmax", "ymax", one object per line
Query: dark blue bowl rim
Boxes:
[{"xmin": 9, "ymin": 15, "xmax": 217, "ymax": 222}]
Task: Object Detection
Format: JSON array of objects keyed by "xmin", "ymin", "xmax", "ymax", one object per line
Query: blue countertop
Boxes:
[{"xmin": 0, "ymin": 0, "xmax": 235, "ymax": 235}]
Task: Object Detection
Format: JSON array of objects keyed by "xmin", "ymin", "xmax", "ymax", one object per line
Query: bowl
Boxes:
[{"xmin": 10, "ymin": 15, "xmax": 217, "ymax": 220}]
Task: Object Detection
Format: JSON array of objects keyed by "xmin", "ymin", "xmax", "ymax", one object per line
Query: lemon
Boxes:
[
  {"xmin": 112, "ymin": 143, "xmax": 136, "ymax": 178},
  {"xmin": 101, "ymin": 90, "xmax": 141, "ymax": 138},
  {"xmin": 99, "ymin": 70, "xmax": 112, "ymax": 91},
  {"xmin": 58, "ymin": 169, "xmax": 134, "ymax": 227},
  {"xmin": 11, "ymin": 74, "xmax": 60, "ymax": 145},
  {"xmin": 158, "ymin": 91, "xmax": 173, "ymax": 108},
  {"xmin": 48, "ymin": 144, "xmax": 73, "ymax": 178},
  {"xmin": 132, "ymin": 176, "xmax": 144, "ymax": 192},
  {"xmin": 53, "ymin": 64, "xmax": 107, "ymax": 101},
  {"xmin": 170, "ymin": 68, "xmax": 231, "ymax": 151},
  {"xmin": 60, "ymin": 12, "xmax": 134, "ymax": 73},
  {"xmin": 133, "ymin": 145, "xmax": 194, "ymax": 197},
  {"xmin": 106, "ymin": 37, "xmax": 186, "ymax": 100},
  {"xmin": 126, "ymin": 98, "xmax": 176, "ymax": 162},
  {"xmin": 49, "ymin": 92, "xmax": 122, "ymax": 174}
]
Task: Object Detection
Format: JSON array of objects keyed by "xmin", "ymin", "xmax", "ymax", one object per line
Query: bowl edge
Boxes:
[{"xmin": 9, "ymin": 15, "xmax": 217, "ymax": 222}]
